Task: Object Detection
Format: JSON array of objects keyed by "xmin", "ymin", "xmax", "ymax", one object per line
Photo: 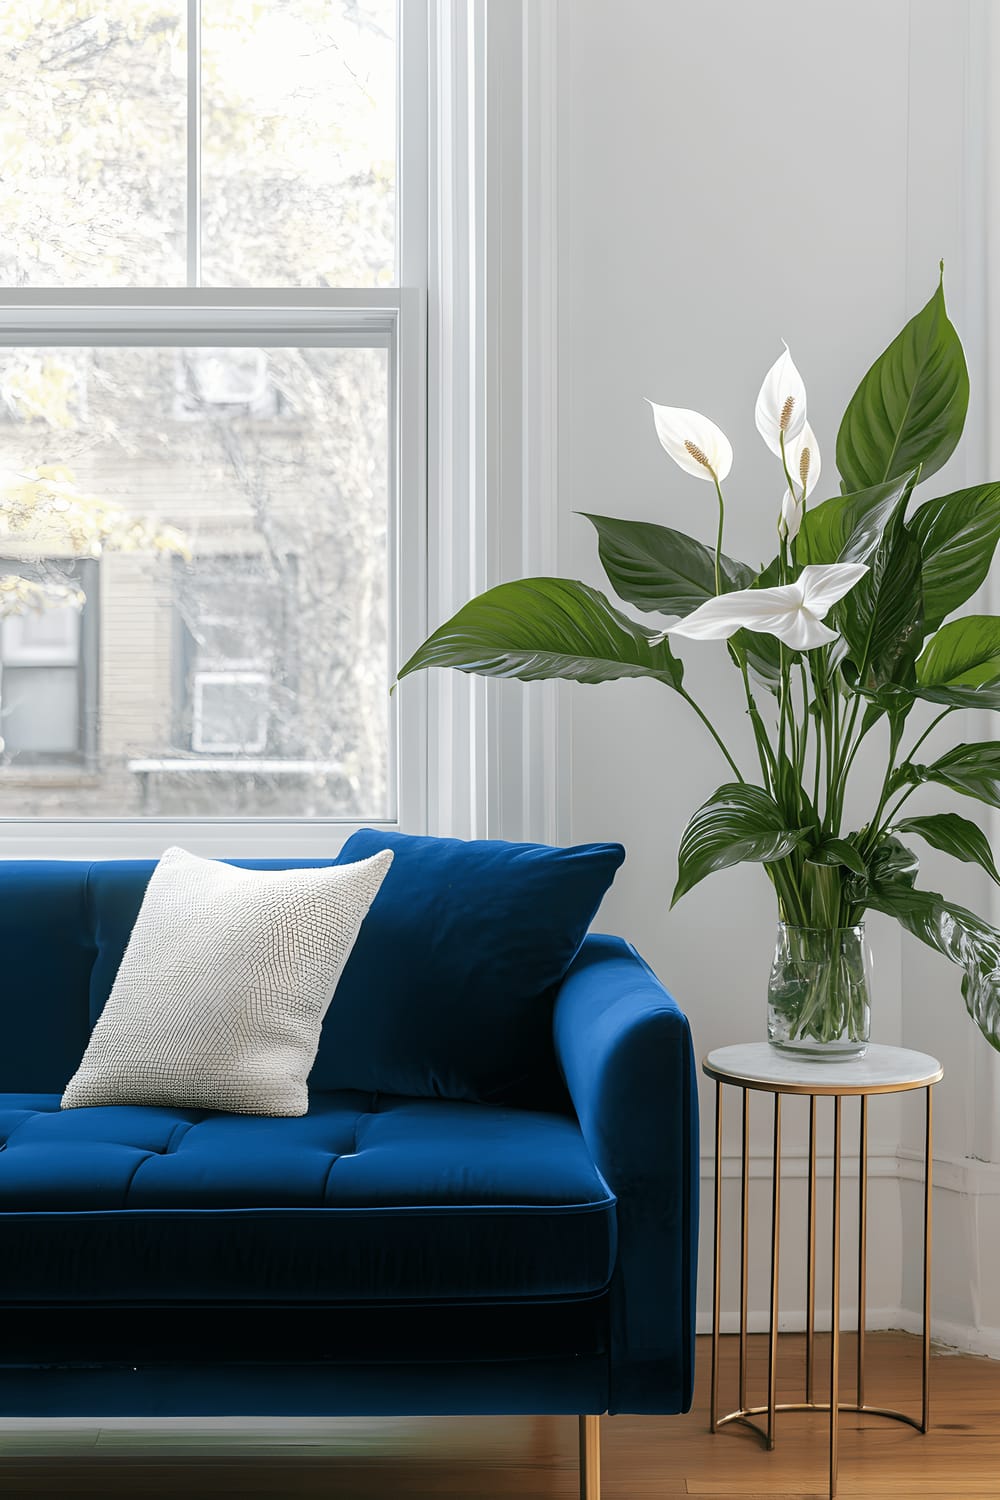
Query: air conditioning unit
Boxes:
[
  {"xmin": 173, "ymin": 349, "xmax": 277, "ymax": 419},
  {"xmin": 191, "ymin": 670, "xmax": 270, "ymax": 754}
]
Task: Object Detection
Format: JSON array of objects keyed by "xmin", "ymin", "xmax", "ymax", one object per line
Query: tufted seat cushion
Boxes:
[{"xmin": 0, "ymin": 1091, "xmax": 616, "ymax": 1305}]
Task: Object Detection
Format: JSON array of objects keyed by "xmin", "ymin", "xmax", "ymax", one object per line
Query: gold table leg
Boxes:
[
  {"xmin": 858, "ymin": 1095, "xmax": 868, "ymax": 1409},
  {"xmin": 740, "ymin": 1090, "xmax": 750, "ymax": 1413},
  {"xmin": 923, "ymin": 1085, "xmax": 933, "ymax": 1433},
  {"xmin": 806, "ymin": 1094, "xmax": 817, "ymax": 1405},
  {"xmin": 710, "ymin": 1079, "xmax": 935, "ymax": 1500},
  {"xmin": 578, "ymin": 1415, "xmax": 600, "ymax": 1500},
  {"xmin": 767, "ymin": 1093, "xmax": 782, "ymax": 1450},
  {"xmin": 830, "ymin": 1095, "xmax": 842, "ymax": 1498},
  {"xmin": 710, "ymin": 1079, "xmax": 722, "ymax": 1432}
]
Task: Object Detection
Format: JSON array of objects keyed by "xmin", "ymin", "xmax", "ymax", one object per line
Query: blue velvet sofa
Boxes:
[{"xmin": 0, "ymin": 831, "xmax": 698, "ymax": 1496}]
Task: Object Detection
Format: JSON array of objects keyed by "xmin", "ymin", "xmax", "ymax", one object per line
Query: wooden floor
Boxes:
[{"xmin": 0, "ymin": 1333, "xmax": 999, "ymax": 1497}]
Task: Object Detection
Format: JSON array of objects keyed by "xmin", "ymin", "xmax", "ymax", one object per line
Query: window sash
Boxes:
[
  {"xmin": 0, "ymin": 291, "xmax": 403, "ymax": 345},
  {"xmin": 0, "ymin": 292, "xmax": 427, "ymax": 849}
]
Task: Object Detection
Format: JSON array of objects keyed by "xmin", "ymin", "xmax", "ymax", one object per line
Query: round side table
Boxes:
[{"xmin": 702, "ymin": 1043, "xmax": 943, "ymax": 1499}]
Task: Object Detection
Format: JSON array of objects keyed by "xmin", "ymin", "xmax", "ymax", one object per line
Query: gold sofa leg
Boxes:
[{"xmin": 579, "ymin": 1414, "xmax": 601, "ymax": 1500}]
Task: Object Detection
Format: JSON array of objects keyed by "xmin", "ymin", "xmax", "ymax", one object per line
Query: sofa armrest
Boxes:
[{"xmin": 553, "ymin": 933, "xmax": 698, "ymax": 1415}]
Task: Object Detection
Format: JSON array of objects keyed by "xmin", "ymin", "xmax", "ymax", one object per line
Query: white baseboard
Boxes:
[
  {"xmin": 695, "ymin": 1305, "xmax": 1000, "ymax": 1360},
  {"xmin": 699, "ymin": 1145, "xmax": 1000, "ymax": 1195}
]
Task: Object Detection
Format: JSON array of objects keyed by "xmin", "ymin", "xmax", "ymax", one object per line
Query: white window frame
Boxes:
[{"xmin": 0, "ymin": 0, "xmax": 429, "ymax": 858}]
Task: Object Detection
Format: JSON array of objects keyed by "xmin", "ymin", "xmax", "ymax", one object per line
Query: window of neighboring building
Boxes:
[
  {"xmin": 173, "ymin": 553, "xmax": 294, "ymax": 757},
  {"xmin": 0, "ymin": 559, "xmax": 98, "ymax": 765}
]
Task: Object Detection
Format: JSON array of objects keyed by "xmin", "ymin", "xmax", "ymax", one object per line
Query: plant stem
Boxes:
[
  {"xmin": 677, "ymin": 687, "xmax": 745, "ymax": 782},
  {"xmin": 859, "ymin": 715, "xmax": 908, "ymax": 859},
  {"xmin": 796, "ymin": 660, "xmax": 812, "ymax": 790},
  {"xmin": 862, "ymin": 707, "xmax": 954, "ymax": 851},
  {"xmin": 877, "ymin": 782, "xmax": 922, "ymax": 833},
  {"xmin": 902, "ymin": 706, "xmax": 954, "ymax": 766},
  {"xmin": 778, "ymin": 430, "xmax": 802, "ymax": 556},
  {"xmin": 730, "ymin": 641, "xmax": 777, "ymax": 792},
  {"xmin": 711, "ymin": 473, "xmax": 726, "ymax": 597},
  {"xmin": 829, "ymin": 691, "xmax": 871, "ymax": 834}
]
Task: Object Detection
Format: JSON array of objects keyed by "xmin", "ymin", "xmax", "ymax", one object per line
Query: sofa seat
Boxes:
[{"xmin": 0, "ymin": 1090, "xmax": 617, "ymax": 1305}]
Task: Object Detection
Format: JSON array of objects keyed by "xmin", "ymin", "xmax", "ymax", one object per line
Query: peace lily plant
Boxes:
[{"xmin": 399, "ymin": 268, "xmax": 1000, "ymax": 1057}]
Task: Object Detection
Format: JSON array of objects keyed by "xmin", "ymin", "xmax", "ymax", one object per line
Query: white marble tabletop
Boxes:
[{"xmin": 702, "ymin": 1042, "xmax": 943, "ymax": 1095}]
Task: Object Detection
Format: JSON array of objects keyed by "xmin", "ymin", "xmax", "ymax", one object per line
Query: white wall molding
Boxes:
[
  {"xmin": 701, "ymin": 1144, "xmax": 1000, "ymax": 1196},
  {"xmin": 696, "ymin": 1305, "xmax": 1000, "ymax": 1359},
  {"xmin": 424, "ymin": 0, "xmax": 565, "ymax": 843},
  {"xmin": 701, "ymin": 1144, "xmax": 902, "ymax": 1186},
  {"xmin": 478, "ymin": 0, "xmax": 567, "ymax": 845},
  {"xmin": 515, "ymin": 0, "xmax": 569, "ymax": 846},
  {"xmin": 425, "ymin": 0, "xmax": 491, "ymax": 839},
  {"xmin": 699, "ymin": 1305, "xmax": 912, "ymax": 1338}
]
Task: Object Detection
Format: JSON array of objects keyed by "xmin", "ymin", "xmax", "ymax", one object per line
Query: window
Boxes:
[
  {"xmin": 0, "ymin": 558, "xmax": 98, "ymax": 766},
  {"xmin": 0, "ymin": 1, "xmax": 427, "ymax": 842}
]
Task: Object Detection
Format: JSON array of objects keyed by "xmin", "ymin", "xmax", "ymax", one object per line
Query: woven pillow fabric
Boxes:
[{"xmin": 61, "ymin": 845, "xmax": 393, "ymax": 1118}]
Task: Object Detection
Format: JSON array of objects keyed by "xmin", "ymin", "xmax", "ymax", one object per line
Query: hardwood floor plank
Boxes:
[{"xmin": 0, "ymin": 1334, "xmax": 998, "ymax": 1496}]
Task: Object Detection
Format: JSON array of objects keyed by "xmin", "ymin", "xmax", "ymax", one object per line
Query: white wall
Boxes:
[{"xmin": 549, "ymin": 0, "xmax": 999, "ymax": 1351}]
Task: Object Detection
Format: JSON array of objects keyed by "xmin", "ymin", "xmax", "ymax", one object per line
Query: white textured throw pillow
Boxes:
[{"xmin": 61, "ymin": 846, "xmax": 393, "ymax": 1117}]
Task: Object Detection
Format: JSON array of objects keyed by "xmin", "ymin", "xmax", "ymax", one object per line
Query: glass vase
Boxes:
[{"xmin": 767, "ymin": 923, "xmax": 871, "ymax": 1060}]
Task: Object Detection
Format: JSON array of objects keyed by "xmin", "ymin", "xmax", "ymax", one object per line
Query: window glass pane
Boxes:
[
  {"xmin": 1, "ymin": 667, "xmax": 79, "ymax": 755},
  {"xmin": 201, "ymin": 0, "xmax": 396, "ymax": 287},
  {"xmin": 3, "ymin": 601, "xmax": 80, "ymax": 665},
  {"xmin": 0, "ymin": 3, "xmax": 187, "ymax": 287},
  {"xmin": 0, "ymin": 345, "xmax": 390, "ymax": 818}
]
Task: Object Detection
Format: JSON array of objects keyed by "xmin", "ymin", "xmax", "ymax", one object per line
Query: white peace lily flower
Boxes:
[
  {"xmin": 778, "ymin": 490, "xmax": 805, "ymax": 543},
  {"xmin": 755, "ymin": 342, "xmax": 807, "ymax": 456},
  {"xmin": 646, "ymin": 401, "xmax": 733, "ymax": 482},
  {"xmin": 667, "ymin": 562, "xmax": 868, "ymax": 651},
  {"xmin": 777, "ymin": 422, "xmax": 822, "ymax": 542}
]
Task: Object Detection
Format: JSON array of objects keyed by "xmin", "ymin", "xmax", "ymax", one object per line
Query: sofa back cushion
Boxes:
[
  {"xmin": 0, "ymin": 838, "xmax": 623, "ymax": 1104},
  {"xmin": 311, "ymin": 829, "xmax": 624, "ymax": 1102},
  {"xmin": 0, "ymin": 862, "xmax": 96, "ymax": 1092}
]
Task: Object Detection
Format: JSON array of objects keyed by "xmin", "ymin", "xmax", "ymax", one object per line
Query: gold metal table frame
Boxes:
[{"xmin": 702, "ymin": 1044, "xmax": 943, "ymax": 1499}]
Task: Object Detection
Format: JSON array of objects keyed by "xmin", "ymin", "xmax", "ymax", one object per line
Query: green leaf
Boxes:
[
  {"xmin": 917, "ymin": 615, "xmax": 1000, "ymax": 688},
  {"xmin": 906, "ymin": 614, "xmax": 1000, "ymax": 706},
  {"xmin": 738, "ymin": 631, "xmax": 784, "ymax": 693},
  {"xmin": 836, "ymin": 499, "xmax": 924, "ymax": 692},
  {"xmin": 397, "ymin": 578, "xmax": 686, "ymax": 689},
  {"xmin": 907, "ymin": 485, "xmax": 1000, "ymax": 632},
  {"xmin": 581, "ymin": 513, "xmax": 753, "ymax": 617},
  {"xmin": 836, "ymin": 270, "xmax": 970, "ymax": 492},
  {"xmin": 868, "ymin": 835, "xmax": 920, "ymax": 889},
  {"xmin": 907, "ymin": 741, "xmax": 1000, "ymax": 811},
  {"xmin": 853, "ymin": 673, "xmax": 1000, "ymax": 716},
  {"xmin": 672, "ymin": 783, "xmax": 808, "ymax": 906},
  {"xmin": 910, "ymin": 682, "xmax": 1000, "ymax": 711},
  {"xmin": 797, "ymin": 472, "xmax": 917, "ymax": 567},
  {"xmin": 807, "ymin": 837, "xmax": 867, "ymax": 878},
  {"xmin": 865, "ymin": 880, "xmax": 1000, "ymax": 1051},
  {"xmin": 895, "ymin": 812, "xmax": 1000, "ymax": 886}
]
